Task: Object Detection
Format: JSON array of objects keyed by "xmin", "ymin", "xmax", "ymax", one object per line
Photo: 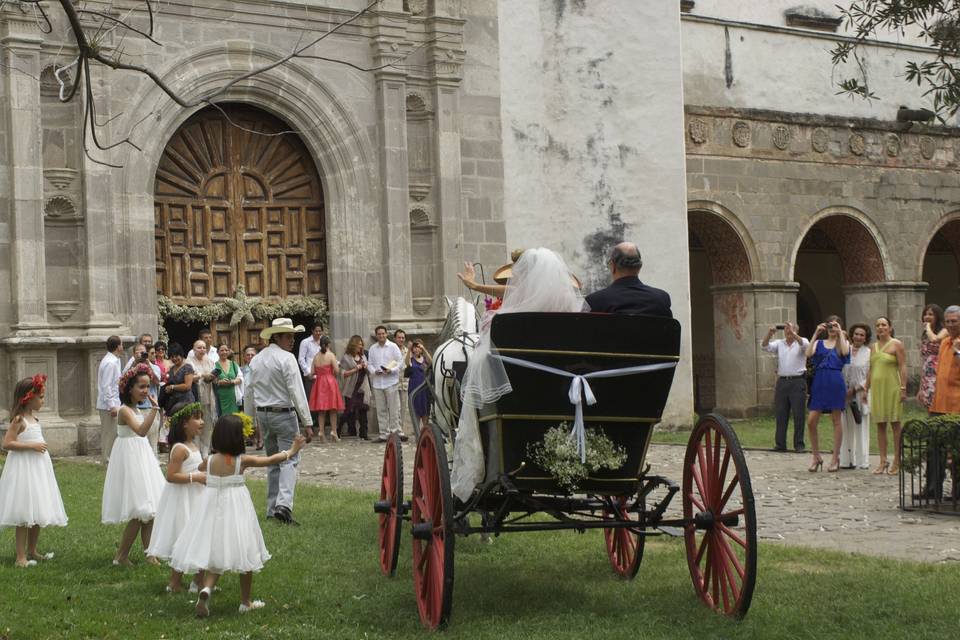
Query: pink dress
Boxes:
[{"xmin": 309, "ymin": 364, "xmax": 345, "ymax": 411}]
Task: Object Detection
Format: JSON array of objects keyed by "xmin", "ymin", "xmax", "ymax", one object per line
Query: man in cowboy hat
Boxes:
[{"xmin": 243, "ymin": 318, "xmax": 314, "ymax": 525}]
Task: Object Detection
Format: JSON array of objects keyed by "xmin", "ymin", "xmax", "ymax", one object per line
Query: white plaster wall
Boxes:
[
  {"xmin": 498, "ymin": 1, "xmax": 693, "ymax": 426},
  {"xmin": 683, "ymin": 3, "xmax": 946, "ymax": 120}
]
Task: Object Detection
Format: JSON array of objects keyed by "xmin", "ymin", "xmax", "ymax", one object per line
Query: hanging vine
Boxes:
[{"xmin": 157, "ymin": 285, "xmax": 328, "ymax": 342}]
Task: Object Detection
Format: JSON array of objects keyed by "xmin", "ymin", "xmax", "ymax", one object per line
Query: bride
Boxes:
[{"xmin": 451, "ymin": 247, "xmax": 586, "ymax": 501}]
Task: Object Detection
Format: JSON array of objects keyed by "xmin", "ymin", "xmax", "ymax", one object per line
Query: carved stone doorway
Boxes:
[{"xmin": 154, "ymin": 104, "xmax": 327, "ymax": 354}]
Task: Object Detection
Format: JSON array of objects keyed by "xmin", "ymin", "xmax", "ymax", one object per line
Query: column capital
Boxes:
[
  {"xmin": 0, "ymin": 9, "xmax": 46, "ymax": 47},
  {"xmin": 711, "ymin": 281, "xmax": 798, "ymax": 295},
  {"xmin": 842, "ymin": 280, "xmax": 928, "ymax": 295}
]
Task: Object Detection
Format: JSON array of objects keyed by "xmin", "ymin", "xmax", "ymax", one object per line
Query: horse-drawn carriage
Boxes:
[{"xmin": 374, "ymin": 311, "xmax": 757, "ymax": 629}]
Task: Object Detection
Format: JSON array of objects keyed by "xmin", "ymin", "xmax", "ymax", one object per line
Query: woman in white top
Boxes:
[
  {"xmin": 187, "ymin": 340, "xmax": 216, "ymax": 456},
  {"xmin": 841, "ymin": 323, "xmax": 872, "ymax": 469}
]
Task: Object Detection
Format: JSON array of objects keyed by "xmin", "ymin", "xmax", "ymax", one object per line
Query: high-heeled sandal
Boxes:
[
  {"xmin": 827, "ymin": 460, "xmax": 840, "ymax": 473},
  {"xmin": 872, "ymin": 460, "xmax": 889, "ymax": 475},
  {"xmin": 329, "ymin": 431, "xmax": 340, "ymax": 443},
  {"xmin": 808, "ymin": 458, "xmax": 823, "ymax": 472},
  {"xmin": 887, "ymin": 463, "xmax": 900, "ymax": 475}
]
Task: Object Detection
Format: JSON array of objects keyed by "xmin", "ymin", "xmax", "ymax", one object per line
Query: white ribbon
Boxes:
[{"xmin": 494, "ymin": 354, "xmax": 678, "ymax": 462}]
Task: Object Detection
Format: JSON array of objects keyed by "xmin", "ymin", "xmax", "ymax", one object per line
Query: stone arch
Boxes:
[
  {"xmin": 789, "ymin": 206, "xmax": 891, "ymax": 284},
  {"xmin": 117, "ymin": 42, "xmax": 378, "ymax": 336},
  {"xmin": 687, "ymin": 200, "xmax": 758, "ymax": 284},
  {"xmin": 919, "ymin": 210, "xmax": 960, "ymax": 304}
]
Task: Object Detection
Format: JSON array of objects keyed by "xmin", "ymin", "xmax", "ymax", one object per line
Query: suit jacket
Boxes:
[{"xmin": 585, "ymin": 277, "xmax": 673, "ymax": 317}]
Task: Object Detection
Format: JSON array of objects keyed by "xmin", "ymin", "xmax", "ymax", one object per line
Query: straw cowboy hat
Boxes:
[
  {"xmin": 493, "ymin": 248, "xmax": 583, "ymax": 289},
  {"xmin": 260, "ymin": 318, "xmax": 306, "ymax": 339}
]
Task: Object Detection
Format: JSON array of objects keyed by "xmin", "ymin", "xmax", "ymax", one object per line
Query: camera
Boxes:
[
  {"xmin": 775, "ymin": 324, "xmax": 785, "ymax": 330},
  {"xmin": 139, "ymin": 351, "xmax": 149, "ymax": 362}
]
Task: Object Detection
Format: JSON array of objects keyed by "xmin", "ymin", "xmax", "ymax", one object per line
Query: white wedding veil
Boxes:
[{"xmin": 452, "ymin": 247, "xmax": 586, "ymax": 501}]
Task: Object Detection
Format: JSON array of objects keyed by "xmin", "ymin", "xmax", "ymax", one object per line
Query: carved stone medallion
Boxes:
[
  {"xmin": 919, "ymin": 136, "xmax": 936, "ymax": 160},
  {"xmin": 732, "ymin": 121, "xmax": 751, "ymax": 147},
  {"xmin": 772, "ymin": 125, "xmax": 791, "ymax": 150},
  {"xmin": 848, "ymin": 133, "xmax": 866, "ymax": 156},
  {"xmin": 885, "ymin": 134, "xmax": 900, "ymax": 157},
  {"xmin": 688, "ymin": 119, "xmax": 709, "ymax": 144},
  {"xmin": 811, "ymin": 128, "xmax": 829, "ymax": 153}
]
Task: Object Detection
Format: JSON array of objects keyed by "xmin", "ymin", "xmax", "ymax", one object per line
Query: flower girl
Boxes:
[
  {"xmin": 170, "ymin": 414, "xmax": 305, "ymax": 617},
  {"xmin": 101, "ymin": 364, "xmax": 166, "ymax": 566},
  {"xmin": 0, "ymin": 375, "xmax": 68, "ymax": 567},
  {"xmin": 145, "ymin": 402, "xmax": 207, "ymax": 592}
]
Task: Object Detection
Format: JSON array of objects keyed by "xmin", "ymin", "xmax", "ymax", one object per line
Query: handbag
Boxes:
[{"xmin": 850, "ymin": 399, "xmax": 862, "ymax": 425}]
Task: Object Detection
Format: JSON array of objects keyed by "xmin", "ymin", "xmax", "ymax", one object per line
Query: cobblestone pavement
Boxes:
[{"xmin": 253, "ymin": 437, "xmax": 960, "ymax": 563}]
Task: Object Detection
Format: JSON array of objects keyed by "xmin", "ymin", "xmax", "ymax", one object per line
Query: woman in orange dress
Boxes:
[{"xmin": 308, "ymin": 336, "xmax": 344, "ymax": 443}]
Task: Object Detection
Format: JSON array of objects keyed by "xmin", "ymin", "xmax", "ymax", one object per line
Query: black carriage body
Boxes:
[{"xmin": 478, "ymin": 312, "xmax": 681, "ymax": 495}]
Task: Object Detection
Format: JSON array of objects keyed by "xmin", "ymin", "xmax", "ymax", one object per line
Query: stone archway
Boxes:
[
  {"xmin": 688, "ymin": 205, "xmax": 757, "ymax": 416},
  {"xmin": 921, "ymin": 216, "xmax": 960, "ymax": 306},
  {"xmin": 792, "ymin": 211, "xmax": 887, "ymax": 336},
  {"xmin": 154, "ymin": 103, "xmax": 327, "ymax": 354}
]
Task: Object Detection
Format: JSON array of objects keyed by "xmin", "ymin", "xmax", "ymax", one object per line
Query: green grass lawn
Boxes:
[
  {"xmin": 0, "ymin": 459, "xmax": 955, "ymax": 639},
  {"xmin": 653, "ymin": 406, "xmax": 929, "ymax": 452}
]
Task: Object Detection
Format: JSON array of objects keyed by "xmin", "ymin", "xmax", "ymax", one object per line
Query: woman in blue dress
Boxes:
[
  {"xmin": 805, "ymin": 315, "xmax": 850, "ymax": 473},
  {"xmin": 405, "ymin": 339, "xmax": 433, "ymax": 436}
]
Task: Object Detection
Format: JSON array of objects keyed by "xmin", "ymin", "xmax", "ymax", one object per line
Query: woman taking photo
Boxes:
[
  {"xmin": 917, "ymin": 304, "xmax": 947, "ymax": 410},
  {"xmin": 866, "ymin": 317, "xmax": 907, "ymax": 475},
  {"xmin": 804, "ymin": 315, "xmax": 850, "ymax": 473},
  {"xmin": 404, "ymin": 339, "xmax": 433, "ymax": 436}
]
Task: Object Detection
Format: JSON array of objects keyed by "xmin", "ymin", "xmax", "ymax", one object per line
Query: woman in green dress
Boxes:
[
  {"xmin": 865, "ymin": 317, "xmax": 907, "ymax": 476},
  {"xmin": 213, "ymin": 344, "xmax": 242, "ymax": 417}
]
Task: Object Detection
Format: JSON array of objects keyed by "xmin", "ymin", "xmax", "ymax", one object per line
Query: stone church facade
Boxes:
[{"xmin": 2, "ymin": 1, "xmax": 956, "ymax": 452}]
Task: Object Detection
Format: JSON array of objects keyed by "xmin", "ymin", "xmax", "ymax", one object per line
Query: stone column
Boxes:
[
  {"xmin": 751, "ymin": 282, "xmax": 800, "ymax": 409},
  {"xmin": 843, "ymin": 283, "xmax": 889, "ymax": 329},
  {"xmin": 372, "ymin": 17, "xmax": 413, "ymax": 322},
  {"xmin": 884, "ymin": 281, "xmax": 927, "ymax": 389},
  {"xmin": 426, "ymin": 11, "xmax": 466, "ymax": 296},
  {"xmin": 2, "ymin": 16, "xmax": 47, "ymax": 334},
  {"xmin": 711, "ymin": 283, "xmax": 759, "ymax": 418}
]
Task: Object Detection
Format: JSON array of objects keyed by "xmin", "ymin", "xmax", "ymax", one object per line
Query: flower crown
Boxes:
[
  {"xmin": 233, "ymin": 412, "xmax": 255, "ymax": 438},
  {"xmin": 168, "ymin": 402, "xmax": 202, "ymax": 430},
  {"xmin": 18, "ymin": 374, "xmax": 47, "ymax": 406},
  {"xmin": 118, "ymin": 363, "xmax": 159, "ymax": 396}
]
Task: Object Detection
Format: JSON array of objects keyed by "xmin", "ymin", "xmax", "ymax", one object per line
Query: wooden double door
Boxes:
[{"xmin": 154, "ymin": 104, "xmax": 327, "ymax": 353}]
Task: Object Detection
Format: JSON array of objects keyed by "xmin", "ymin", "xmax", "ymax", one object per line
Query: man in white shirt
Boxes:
[
  {"xmin": 123, "ymin": 333, "xmax": 154, "ymax": 371},
  {"xmin": 368, "ymin": 325, "xmax": 406, "ymax": 442},
  {"xmin": 297, "ymin": 324, "xmax": 324, "ymax": 426},
  {"xmin": 762, "ymin": 322, "xmax": 810, "ymax": 452},
  {"xmin": 244, "ymin": 318, "xmax": 314, "ymax": 525},
  {"xmin": 96, "ymin": 335, "xmax": 124, "ymax": 463}
]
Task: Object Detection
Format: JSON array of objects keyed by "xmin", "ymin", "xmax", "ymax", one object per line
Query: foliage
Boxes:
[
  {"xmin": 527, "ymin": 423, "xmax": 627, "ymax": 491},
  {"xmin": 832, "ymin": 1, "xmax": 960, "ymax": 119},
  {"xmin": 2, "ymin": 461, "xmax": 960, "ymax": 638},
  {"xmin": 901, "ymin": 414, "xmax": 960, "ymax": 473},
  {"xmin": 157, "ymin": 285, "xmax": 328, "ymax": 343}
]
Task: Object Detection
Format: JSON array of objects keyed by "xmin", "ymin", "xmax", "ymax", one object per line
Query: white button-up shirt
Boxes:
[
  {"xmin": 367, "ymin": 340, "xmax": 403, "ymax": 390},
  {"xmin": 96, "ymin": 352, "xmax": 122, "ymax": 411},
  {"xmin": 243, "ymin": 343, "xmax": 313, "ymax": 426},
  {"xmin": 763, "ymin": 338, "xmax": 810, "ymax": 377},
  {"xmin": 297, "ymin": 337, "xmax": 323, "ymax": 377}
]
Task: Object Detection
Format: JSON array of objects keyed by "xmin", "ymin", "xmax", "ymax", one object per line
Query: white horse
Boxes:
[{"xmin": 427, "ymin": 296, "xmax": 481, "ymax": 437}]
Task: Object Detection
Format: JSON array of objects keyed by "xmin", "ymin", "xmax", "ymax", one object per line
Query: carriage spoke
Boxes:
[
  {"xmin": 712, "ymin": 431, "xmax": 723, "ymax": 503},
  {"xmin": 720, "ymin": 507, "xmax": 745, "ymax": 521},
  {"xmin": 717, "ymin": 522, "xmax": 747, "ymax": 548},
  {"xmin": 687, "ymin": 492, "xmax": 706, "ymax": 512},
  {"xmin": 716, "ymin": 447, "xmax": 731, "ymax": 504},
  {"xmin": 691, "ymin": 460, "xmax": 708, "ymax": 505},
  {"xmin": 717, "ymin": 474, "xmax": 741, "ymax": 513},
  {"xmin": 697, "ymin": 441, "xmax": 711, "ymax": 499},
  {"xmin": 710, "ymin": 537, "xmax": 721, "ymax": 608},
  {"xmin": 715, "ymin": 531, "xmax": 746, "ymax": 583}
]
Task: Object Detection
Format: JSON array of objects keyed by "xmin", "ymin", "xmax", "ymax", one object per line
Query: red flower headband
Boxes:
[
  {"xmin": 118, "ymin": 363, "xmax": 159, "ymax": 395},
  {"xmin": 19, "ymin": 374, "xmax": 47, "ymax": 406}
]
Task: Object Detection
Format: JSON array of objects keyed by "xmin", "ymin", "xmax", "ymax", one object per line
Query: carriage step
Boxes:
[
  {"xmin": 373, "ymin": 500, "xmax": 392, "ymax": 514},
  {"xmin": 411, "ymin": 522, "xmax": 434, "ymax": 540}
]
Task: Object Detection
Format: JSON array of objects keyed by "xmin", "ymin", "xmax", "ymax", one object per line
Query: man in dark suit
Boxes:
[{"xmin": 585, "ymin": 242, "xmax": 672, "ymax": 317}]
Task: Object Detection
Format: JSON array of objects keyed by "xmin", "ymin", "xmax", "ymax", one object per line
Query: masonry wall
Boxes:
[{"xmin": 497, "ymin": 0, "xmax": 694, "ymax": 426}]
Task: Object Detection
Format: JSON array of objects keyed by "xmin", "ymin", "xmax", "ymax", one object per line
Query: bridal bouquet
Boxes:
[{"xmin": 527, "ymin": 423, "xmax": 626, "ymax": 491}]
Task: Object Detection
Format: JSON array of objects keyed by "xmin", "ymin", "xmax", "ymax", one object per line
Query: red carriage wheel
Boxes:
[
  {"xmin": 411, "ymin": 424, "xmax": 455, "ymax": 630},
  {"xmin": 377, "ymin": 433, "xmax": 404, "ymax": 577},
  {"xmin": 682, "ymin": 414, "xmax": 757, "ymax": 618},
  {"xmin": 602, "ymin": 496, "xmax": 644, "ymax": 579}
]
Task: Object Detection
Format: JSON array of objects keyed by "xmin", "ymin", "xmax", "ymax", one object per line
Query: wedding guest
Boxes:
[
  {"xmin": 841, "ymin": 324, "xmax": 872, "ymax": 469},
  {"xmin": 162, "ymin": 344, "xmax": 196, "ymax": 412},
  {"xmin": 308, "ymin": 336, "xmax": 343, "ymax": 442},
  {"xmin": 123, "ymin": 333, "xmax": 154, "ymax": 371},
  {"xmin": 127, "ymin": 344, "xmax": 163, "ymax": 454},
  {"xmin": 762, "ymin": 321, "xmax": 809, "ymax": 452},
  {"xmin": 865, "ymin": 317, "xmax": 907, "ymax": 475},
  {"xmin": 368, "ymin": 326, "xmax": 404, "ymax": 443},
  {"xmin": 926, "ymin": 305, "xmax": 960, "ymax": 498},
  {"xmin": 187, "ymin": 328, "xmax": 218, "ymax": 367},
  {"xmin": 404, "ymin": 339, "xmax": 432, "ymax": 435},
  {"xmin": 585, "ymin": 242, "xmax": 672, "ymax": 317},
  {"xmin": 297, "ymin": 325, "xmax": 325, "ymax": 427},
  {"xmin": 188, "ymin": 340, "xmax": 217, "ymax": 456},
  {"xmin": 152, "ymin": 343, "xmax": 169, "ymax": 383},
  {"xmin": 804, "ymin": 316, "xmax": 850, "ymax": 473},
  {"xmin": 340, "ymin": 335, "xmax": 371, "ymax": 440},
  {"xmin": 240, "ymin": 345, "xmax": 261, "ymax": 448},
  {"xmin": 213, "ymin": 344, "xmax": 243, "ymax": 417},
  {"xmin": 917, "ymin": 304, "xmax": 948, "ymax": 410},
  {"xmin": 394, "ymin": 329, "xmax": 411, "ymax": 434},
  {"xmin": 96, "ymin": 336, "xmax": 124, "ymax": 463}
]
